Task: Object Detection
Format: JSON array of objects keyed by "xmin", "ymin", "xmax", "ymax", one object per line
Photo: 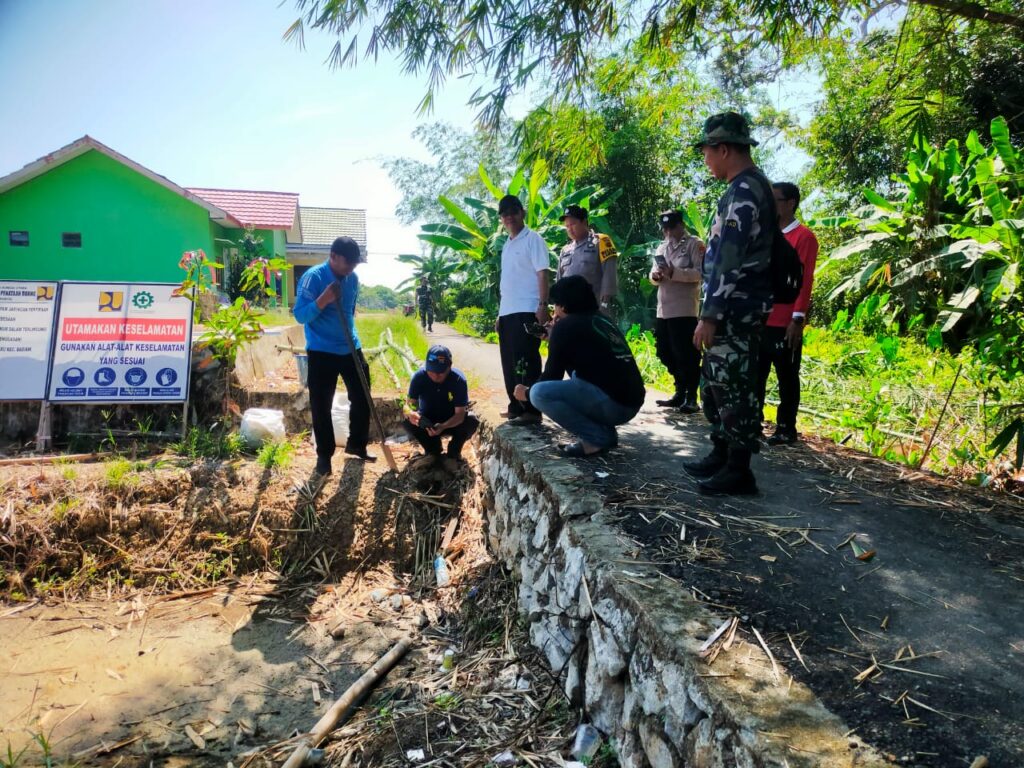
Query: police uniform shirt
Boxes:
[{"xmin": 557, "ymin": 231, "xmax": 618, "ymax": 300}]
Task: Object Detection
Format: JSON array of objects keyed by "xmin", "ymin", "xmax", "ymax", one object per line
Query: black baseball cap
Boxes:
[
  {"xmin": 425, "ymin": 345, "xmax": 452, "ymax": 373},
  {"xmin": 561, "ymin": 205, "xmax": 588, "ymax": 222},
  {"xmin": 659, "ymin": 210, "xmax": 682, "ymax": 228},
  {"xmin": 497, "ymin": 195, "xmax": 524, "ymax": 215}
]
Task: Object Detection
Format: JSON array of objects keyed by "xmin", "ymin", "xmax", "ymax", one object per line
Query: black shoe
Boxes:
[
  {"xmin": 314, "ymin": 458, "xmax": 332, "ymax": 476},
  {"xmin": 698, "ymin": 465, "xmax": 759, "ymax": 495},
  {"xmin": 767, "ymin": 428, "xmax": 798, "ymax": 446},
  {"xmin": 683, "ymin": 444, "xmax": 728, "ymax": 478},
  {"xmin": 656, "ymin": 393, "xmax": 685, "ymax": 408},
  {"xmin": 345, "ymin": 448, "xmax": 377, "ymax": 462},
  {"xmin": 678, "ymin": 399, "xmax": 700, "ymax": 414}
]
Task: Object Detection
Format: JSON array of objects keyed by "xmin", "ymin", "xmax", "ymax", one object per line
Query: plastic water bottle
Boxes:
[
  {"xmin": 571, "ymin": 724, "xmax": 601, "ymax": 762},
  {"xmin": 434, "ymin": 554, "xmax": 450, "ymax": 587}
]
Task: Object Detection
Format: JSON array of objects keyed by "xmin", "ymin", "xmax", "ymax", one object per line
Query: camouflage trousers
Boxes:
[{"xmin": 700, "ymin": 314, "xmax": 766, "ymax": 452}]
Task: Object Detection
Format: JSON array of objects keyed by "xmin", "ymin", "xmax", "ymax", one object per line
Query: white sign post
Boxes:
[
  {"xmin": 48, "ymin": 282, "xmax": 193, "ymax": 403},
  {"xmin": 0, "ymin": 280, "xmax": 59, "ymax": 400}
]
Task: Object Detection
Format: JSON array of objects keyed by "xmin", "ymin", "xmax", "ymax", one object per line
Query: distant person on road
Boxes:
[
  {"xmin": 685, "ymin": 112, "xmax": 773, "ymax": 496},
  {"xmin": 402, "ymin": 345, "xmax": 479, "ymax": 472},
  {"xmin": 757, "ymin": 181, "xmax": 818, "ymax": 446},
  {"xmin": 651, "ymin": 209, "xmax": 705, "ymax": 415},
  {"xmin": 514, "ymin": 275, "xmax": 645, "ymax": 457},
  {"xmin": 293, "ymin": 236, "xmax": 376, "ymax": 476},
  {"xmin": 416, "ymin": 276, "xmax": 434, "ymax": 332},
  {"xmin": 495, "ymin": 194, "xmax": 550, "ymax": 426},
  {"xmin": 556, "ymin": 205, "xmax": 618, "ymax": 313}
]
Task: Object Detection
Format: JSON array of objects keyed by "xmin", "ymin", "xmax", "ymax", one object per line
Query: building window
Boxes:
[
  {"xmin": 62, "ymin": 232, "xmax": 82, "ymax": 248},
  {"xmin": 9, "ymin": 231, "xmax": 29, "ymax": 247}
]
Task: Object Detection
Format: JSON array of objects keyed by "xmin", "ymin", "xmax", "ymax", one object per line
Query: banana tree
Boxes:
[
  {"xmin": 821, "ymin": 116, "xmax": 1023, "ymax": 335},
  {"xmin": 417, "ymin": 157, "xmax": 611, "ymax": 310}
]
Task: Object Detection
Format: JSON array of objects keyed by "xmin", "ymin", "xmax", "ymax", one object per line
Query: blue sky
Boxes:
[
  {"xmin": 1, "ymin": 1, "xmax": 824, "ymax": 288},
  {"xmin": 0, "ymin": 0, "xmax": 489, "ymax": 287}
]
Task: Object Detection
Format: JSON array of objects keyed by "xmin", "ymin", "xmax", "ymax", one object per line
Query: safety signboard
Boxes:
[
  {"xmin": 47, "ymin": 282, "xmax": 193, "ymax": 403},
  {"xmin": 0, "ymin": 280, "xmax": 59, "ymax": 400}
]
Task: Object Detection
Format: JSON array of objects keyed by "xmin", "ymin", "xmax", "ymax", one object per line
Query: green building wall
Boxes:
[{"xmin": 0, "ymin": 149, "xmax": 224, "ymax": 283}]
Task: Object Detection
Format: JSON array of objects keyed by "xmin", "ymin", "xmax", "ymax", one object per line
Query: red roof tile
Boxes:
[{"xmin": 186, "ymin": 187, "xmax": 299, "ymax": 229}]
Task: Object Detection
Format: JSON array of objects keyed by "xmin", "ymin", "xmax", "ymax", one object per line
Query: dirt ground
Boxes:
[{"xmin": 0, "ymin": 440, "xmax": 606, "ymax": 767}]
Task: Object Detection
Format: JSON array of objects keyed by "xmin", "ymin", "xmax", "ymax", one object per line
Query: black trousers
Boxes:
[
  {"xmin": 419, "ymin": 303, "xmax": 433, "ymax": 329},
  {"xmin": 498, "ymin": 312, "xmax": 542, "ymax": 416},
  {"xmin": 307, "ymin": 349, "xmax": 371, "ymax": 460},
  {"xmin": 757, "ymin": 325, "xmax": 802, "ymax": 429},
  {"xmin": 402, "ymin": 414, "xmax": 479, "ymax": 457},
  {"xmin": 655, "ymin": 316, "xmax": 701, "ymax": 400}
]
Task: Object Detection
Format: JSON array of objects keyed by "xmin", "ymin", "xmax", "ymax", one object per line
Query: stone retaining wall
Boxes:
[{"xmin": 475, "ymin": 413, "xmax": 883, "ymax": 768}]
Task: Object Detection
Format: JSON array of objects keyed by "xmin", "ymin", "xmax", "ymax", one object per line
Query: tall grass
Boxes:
[
  {"xmin": 355, "ymin": 311, "xmax": 429, "ymax": 391},
  {"xmin": 625, "ymin": 320, "xmax": 1024, "ymax": 480}
]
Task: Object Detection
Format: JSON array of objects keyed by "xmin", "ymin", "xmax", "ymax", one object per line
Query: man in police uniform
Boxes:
[
  {"xmin": 684, "ymin": 112, "xmax": 774, "ymax": 496},
  {"xmin": 557, "ymin": 205, "xmax": 618, "ymax": 312}
]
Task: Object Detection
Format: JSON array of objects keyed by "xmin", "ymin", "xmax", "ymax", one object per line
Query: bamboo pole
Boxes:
[
  {"xmin": 0, "ymin": 451, "xmax": 113, "ymax": 466},
  {"xmin": 281, "ymin": 635, "xmax": 413, "ymax": 767}
]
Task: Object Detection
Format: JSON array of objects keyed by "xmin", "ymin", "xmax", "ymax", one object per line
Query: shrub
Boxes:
[{"xmin": 452, "ymin": 307, "xmax": 497, "ymax": 339}]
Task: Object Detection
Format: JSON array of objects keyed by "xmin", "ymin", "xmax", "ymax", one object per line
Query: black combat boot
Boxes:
[
  {"xmin": 682, "ymin": 438, "xmax": 728, "ymax": 478},
  {"xmin": 656, "ymin": 392, "xmax": 685, "ymax": 408},
  {"xmin": 698, "ymin": 447, "xmax": 758, "ymax": 496},
  {"xmin": 678, "ymin": 396, "xmax": 700, "ymax": 414}
]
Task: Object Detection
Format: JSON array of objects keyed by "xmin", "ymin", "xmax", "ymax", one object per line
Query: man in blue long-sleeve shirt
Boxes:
[{"xmin": 293, "ymin": 236, "xmax": 375, "ymax": 475}]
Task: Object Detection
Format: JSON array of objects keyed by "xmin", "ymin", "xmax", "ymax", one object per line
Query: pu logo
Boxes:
[
  {"xmin": 36, "ymin": 286, "xmax": 54, "ymax": 301},
  {"xmin": 98, "ymin": 291, "xmax": 124, "ymax": 312}
]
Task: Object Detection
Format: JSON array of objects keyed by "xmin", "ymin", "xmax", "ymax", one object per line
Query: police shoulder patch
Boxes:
[{"xmin": 596, "ymin": 233, "xmax": 618, "ymax": 262}]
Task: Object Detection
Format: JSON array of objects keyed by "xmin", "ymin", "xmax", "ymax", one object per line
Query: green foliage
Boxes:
[
  {"xmin": 396, "ymin": 251, "xmax": 461, "ymax": 320},
  {"xmin": 358, "ymin": 284, "xmax": 411, "ymax": 311},
  {"xmin": 451, "ymin": 307, "xmax": 496, "ymax": 339},
  {"xmin": 354, "ymin": 312, "xmax": 429, "ymax": 389},
  {"xmin": 822, "ymin": 117, "xmax": 1024, "ymax": 373},
  {"xmin": 418, "ymin": 158, "xmax": 611, "ymax": 311},
  {"xmin": 256, "ymin": 439, "xmax": 296, "ymax": 471},
  {"xmin": 171, "ymin": 426, "xmax": 246, "ymax": 460},
  {"xmin": 805, "ymin": 19, "xmax": 1024, "ymax": 207},
  {"xmin": 103, "ymin": 457, "xmax": 138, "ymax": 491},
  {"xmin": 624, "ymin": 324, "xmax": 674, "ymax": 394},
  {"xmin": 432, "ymin": 692, "xmax": 461, "ymax": 711},
  {"xmin": 285, "ymin": 0, "xmax": 1024, "ymax": 127},
  {"xmin": 177, "ymin": 249, "xmax": 222, "ymax": 323}
]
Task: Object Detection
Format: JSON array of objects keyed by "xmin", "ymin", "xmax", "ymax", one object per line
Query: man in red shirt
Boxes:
[{"xmin": 758, "ymin": 182, "xmax": 818, "ymax": 445}]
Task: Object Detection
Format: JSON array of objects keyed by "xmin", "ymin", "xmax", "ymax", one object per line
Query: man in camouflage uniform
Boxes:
[
  {"xmin": 684, "ymin": 112, "xmax": 774, "ymax": 495},
  {"xmin": 416, "ymin": 276, "xmax": 433, "ymax": 332},
  {"xmin": 557, "ymin": 205, "xmax": 618, "ymax": 312}
]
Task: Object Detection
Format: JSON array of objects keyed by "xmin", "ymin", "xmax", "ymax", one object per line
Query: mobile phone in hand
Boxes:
[
  {"xmin": 654, "ymin": 254, "xmax": 669, "ymax": 271},
  {"xmin": 419, "ymin": 415, "xmax": 435, "ymax": 430},
  {"xmin": 523, "ymin": 321, "xmax": 548, "ymax": 338}
]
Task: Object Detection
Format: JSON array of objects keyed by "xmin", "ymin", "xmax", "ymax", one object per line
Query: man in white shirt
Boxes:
[{"xmin": 495, "ymin": 194, "xmax": 551, "ymax": 425}]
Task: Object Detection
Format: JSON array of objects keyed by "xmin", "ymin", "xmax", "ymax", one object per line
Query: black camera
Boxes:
[{"xmin": 523, "ymin": 321, "xmax": 548, "ymax": 338}]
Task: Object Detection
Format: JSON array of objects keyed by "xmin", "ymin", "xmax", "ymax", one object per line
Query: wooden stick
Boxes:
[
  {"xmin": 282, "ymin": 635, "xmax": 413, "ymax": 767},
  {"xmin": 334, "ymin": 295, "xmax": 398, "ymax": 471},
  {"xmin": 0, "ymin": 451, "xmax": 113, "ymax": 466},
  {"xmin": 919, "ymin": 363, "xmax": 962, "ymax": 468}
]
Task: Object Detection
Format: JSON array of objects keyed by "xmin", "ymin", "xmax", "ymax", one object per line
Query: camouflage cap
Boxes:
[{"xmin": 694, "ymin": 112, "xmax": 759, "ymax": 148}]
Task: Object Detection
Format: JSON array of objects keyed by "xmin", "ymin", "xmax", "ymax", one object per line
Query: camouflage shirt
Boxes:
[
  {"xmin": 415, "ymin": 284, "xmax": 432, "ymax": 307},
  {"xmin": 557, "ymin": 231, "xmax": 619, "ymax": 301},
  {"xmin": 701, "ymin": 167, "xmax": 774, "ymax": 322}
]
